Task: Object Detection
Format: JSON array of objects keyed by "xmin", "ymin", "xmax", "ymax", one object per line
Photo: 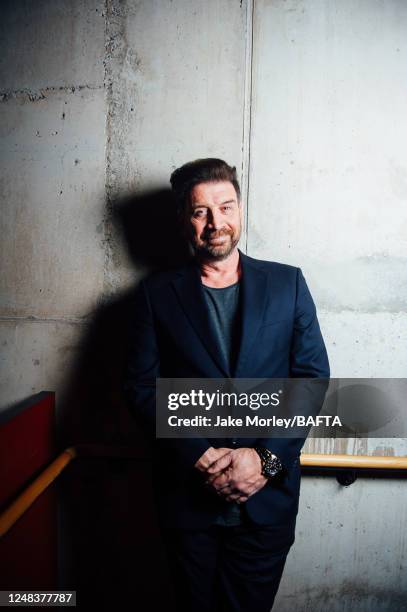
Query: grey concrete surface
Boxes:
[
  {"xmin": 0, "ymin": 88, "xmax": 106, "ymax": 319},
  {"xmin": 0, "ymin": 318, "xmax": 84, "ymax": 408},
  {"xmin": 0, "ymin": 0, "xmax": 105, "ymax": 91},
  {"xmin": 276, "ymin": 476, "xmax": 407, "ymax": 611}
]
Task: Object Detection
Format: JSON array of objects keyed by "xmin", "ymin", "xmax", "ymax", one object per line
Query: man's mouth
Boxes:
[
  {"xmin": 204, "ymin": 231, "xmax": 231, "ymax": 243},
  {"xmin": 208, "ymin": 236, "xmax": 227, "ymax": 243}
]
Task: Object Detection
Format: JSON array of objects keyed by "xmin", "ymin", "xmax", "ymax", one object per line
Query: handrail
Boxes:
[
  {"xmin": 0, "ymin": 447, "xmax": 77, "ymax": 538},
  {"xmin": 301, "ymin": 453, "xmax": 407, "ymax": 470},
  {"xmin": 0, "ymin": 448, "xmax": 406, "ymax": 538}
]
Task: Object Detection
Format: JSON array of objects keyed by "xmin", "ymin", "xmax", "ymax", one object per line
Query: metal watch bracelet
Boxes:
[{"xmin": 254, "ymin": 446, "xmax": 283, "ymax": 478}]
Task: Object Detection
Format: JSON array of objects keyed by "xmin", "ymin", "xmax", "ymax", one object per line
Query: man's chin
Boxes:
[{"xmin": 193, "ymin": 241, "xmax": 239, "ymax": 261}]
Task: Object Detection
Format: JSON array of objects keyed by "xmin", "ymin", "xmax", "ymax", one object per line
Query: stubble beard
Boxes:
[{"xmin": 191, "ymin": 229, "xmax": 241, "ymax": 262}]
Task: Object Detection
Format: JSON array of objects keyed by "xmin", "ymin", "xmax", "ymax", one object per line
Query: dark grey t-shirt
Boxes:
[
  {"xmin": 202, "ymin": 281, "xmax": 241, "ymax": 372},
  {"xmin": 202, "ymin": 281, "xmax": 243, "ymax": 526}
]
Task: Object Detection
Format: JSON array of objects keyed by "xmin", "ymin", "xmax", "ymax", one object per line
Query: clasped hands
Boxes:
[{"xmin": 194, "ymin": 446, "xmax": 268, "ymax": 503}]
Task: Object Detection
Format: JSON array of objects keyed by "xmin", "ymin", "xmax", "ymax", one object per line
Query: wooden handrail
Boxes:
[
  {"xmin": 0, "ymin": 448, "xmax": 406, "ymax": 538},
  {"xmin": 301, "ymin": 453, "xmax": 407, "ymax": 470},
  {"xmin": 0, "ymin": 447, "xmax": 77, "ymax": 538}
]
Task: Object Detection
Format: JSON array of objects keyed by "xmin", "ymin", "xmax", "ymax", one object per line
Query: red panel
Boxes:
[{"xmin": 0, "ymin": 392, "xmax": 57, "ymax": 590}]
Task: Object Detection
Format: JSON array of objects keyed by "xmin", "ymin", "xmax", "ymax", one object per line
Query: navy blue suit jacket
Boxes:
[{"xmin": 124, "ymin": 250, "xmax": 330, "ymax": 528}]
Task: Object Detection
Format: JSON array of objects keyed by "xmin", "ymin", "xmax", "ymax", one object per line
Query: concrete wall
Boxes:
[
  {"xmin": 1, "ymin": 1, "xmax": 406, "ymax": 609},
  {"xmin": 0, "ymin": 0, "xmax": 106, "ymax": 408}
]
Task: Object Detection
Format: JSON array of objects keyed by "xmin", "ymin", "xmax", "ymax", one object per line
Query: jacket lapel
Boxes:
[
  {"xmin": 233, "ymin": 251, "xmax": 269, "ymax": 377},
  {"xmin": 171, "ymin": 262, "xmax": 230, "ymax": 377},
  {"xmin": 170, "ymin": 251, "xmax": 270, "ymax": 379}
]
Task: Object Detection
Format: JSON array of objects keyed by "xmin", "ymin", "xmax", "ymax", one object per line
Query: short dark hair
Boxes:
[{"xmin": 170, "ymin": 158, "xmax": 241, "ymax": 213}]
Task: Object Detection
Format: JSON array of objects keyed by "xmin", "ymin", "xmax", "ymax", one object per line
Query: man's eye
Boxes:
[{"xmin": 193, "ymin": 210, "xmax": 206, "ymax": 218}]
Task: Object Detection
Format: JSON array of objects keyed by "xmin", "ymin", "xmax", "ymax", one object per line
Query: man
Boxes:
[{"xmin": 124, "ymin": 158, "xmax": 330, "ymax": 611}]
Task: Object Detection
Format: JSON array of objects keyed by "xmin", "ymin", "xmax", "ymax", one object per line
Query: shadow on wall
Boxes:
[
  {"xmin": 57, "ymin": 188, "xmax": 190, "ymax": 611},
  {"xmin": 58, "ymin": 188, "xmax": 192, "ymax": 448}
]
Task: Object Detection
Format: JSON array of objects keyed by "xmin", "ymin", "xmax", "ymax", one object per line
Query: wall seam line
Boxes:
[
  {"xmin": 0, "ymin": 85, "xmax": 103, "ymax": 102},
  {"xmin": 241, "ymin": 0, "xmax": 255, "ymax": 255},
  {"xmin": 0, "ymin": 317, "xmax": 87, "ymax": 324}
]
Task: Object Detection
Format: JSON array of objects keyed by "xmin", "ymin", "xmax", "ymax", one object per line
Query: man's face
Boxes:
[{"xmin": 185, "ymin": 181, "xmax": 242, "ymax": 261}]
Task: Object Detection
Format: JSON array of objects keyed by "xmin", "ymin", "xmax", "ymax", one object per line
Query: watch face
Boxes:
[
  {"xmin": 264, "ymin": 465, "xmax": 279, "ymax": 477},
  {"xmin": 255, "ymin": 447, "xmax": 283, "ymax": 478},
  {"xmin": 263, "ymin": 456, "xmax": 282, "ymax": 478}
]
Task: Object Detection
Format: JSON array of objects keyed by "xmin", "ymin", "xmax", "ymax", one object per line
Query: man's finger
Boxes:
[
  {"xmin": 236, "ymin": 496, "xmax": 248, "ymax": 504},
  {"xmin": 204, "ymin": 448, "xmax": 232, "ymax": 471},
  {"xmin": 216, "ymin": 487, "xmax": 233, "ymax": 497},
  {"xmin": 195, "ymin": 447, "xmax": 232, "ymax": 472},
  {"xmin": 206, "ymin": 470, "xmax": 229, "ymax": 485},
  {"xmin": 225, "ymin": 493, "xmax": 244, "ymax": 502},
  {"xmin": 195, "ymin": 448, "xmax": 219, "ymax": 471},
  {"xmin": 206, "ymin": 452, "xmax": 233, "ymax": 474}
]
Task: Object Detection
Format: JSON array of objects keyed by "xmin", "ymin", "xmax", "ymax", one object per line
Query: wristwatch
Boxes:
[{"xmin": 254, "ymin": 446, "xmax": 283, "ymax": 479}]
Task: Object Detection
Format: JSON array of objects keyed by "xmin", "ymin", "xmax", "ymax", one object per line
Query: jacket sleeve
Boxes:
[
  {"xmin": 123, "ymin": 279, "xmax": 212, "ymax": 468},
  {"xmin": 256, "ymin": 267, "xmax": 330, "ymax": 471}
]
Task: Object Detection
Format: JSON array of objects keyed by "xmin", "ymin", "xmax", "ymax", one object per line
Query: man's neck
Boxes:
[{"xmin": 199, "ymin": 248, "xmax": 241, "ymax": 288}]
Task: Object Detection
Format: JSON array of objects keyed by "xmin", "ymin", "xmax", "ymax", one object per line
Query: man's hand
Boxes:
[
  {"xmin": 205, "ymin": 448, "xmax": 268, "ymax": 502},
  {"xmin": 194, "ymin": 446, "xmax": 233, "ymax": 473}
]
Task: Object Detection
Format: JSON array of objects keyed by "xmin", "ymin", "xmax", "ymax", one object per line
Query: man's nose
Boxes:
[{"xmin": 207, "ymin": 210, "xmax": 223, "ymax": 230}]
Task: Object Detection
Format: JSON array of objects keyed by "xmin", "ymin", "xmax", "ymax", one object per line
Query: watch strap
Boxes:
[{"xmin": 254, "ymin": 446, "xmax": 283, "ymax": 479}]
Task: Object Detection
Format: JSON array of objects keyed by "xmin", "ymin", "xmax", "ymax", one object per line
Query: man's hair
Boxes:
[{"xmin": 170, "ymin": 158, "xmax": 241, "ymax": 213}]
